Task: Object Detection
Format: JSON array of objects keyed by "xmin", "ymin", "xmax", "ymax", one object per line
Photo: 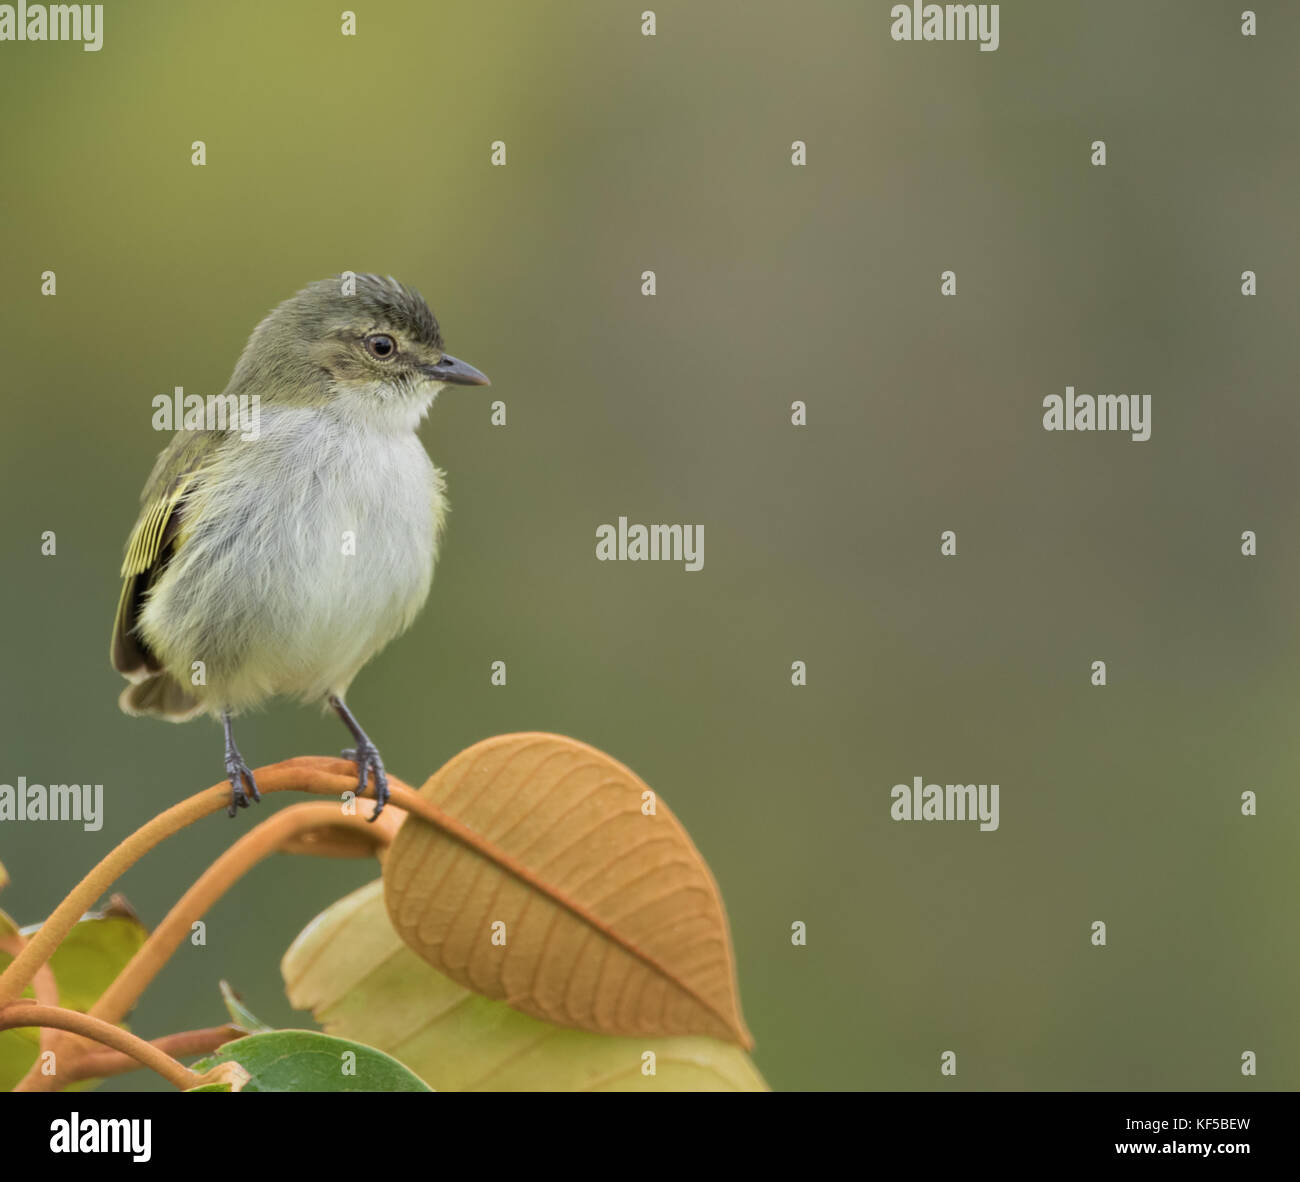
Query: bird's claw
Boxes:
[
  {"xmin": 343, "ymin": 742, "xmax": 388, "ymax": 821},
  {"xmin": 225, "ymin": 756, "xmax": 261, "ymax": 817}
]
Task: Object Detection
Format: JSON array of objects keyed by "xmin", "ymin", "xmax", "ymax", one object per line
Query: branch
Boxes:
[
  {"xmin": 0, "ymin": 931, "xmax": 60, "ymax": 1058},
  {"xmin": 12, "ymin": 803, "xmax": 394, "ymax": 1092},
  {"xmin": 14, "ymin": 1023, "xmax": 242, "ymax": 1092},
  {"xmin": 0, "ymin": 756, "xmax": 406, "ymax": 1007},
  {"xmin": 0, "ymin": 752, "xmax": 516, "ymax": 1022},
  {"xmin": 0, "ymin": 1002, "xmax": 202, "ymax": 1091},
  {"xmin": 91, "ymin": 802, "xmax": 398, "ymax": 1027}
]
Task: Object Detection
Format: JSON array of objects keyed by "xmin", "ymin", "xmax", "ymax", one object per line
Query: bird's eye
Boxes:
[{"xmin": 364, "ymin": 333, "xmax": 397, "ymax": 360}]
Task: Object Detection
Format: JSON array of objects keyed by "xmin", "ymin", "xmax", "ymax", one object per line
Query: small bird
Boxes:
[{"xmin": 111, "ymin": 275, "xmax": 489, "ymax": 819}]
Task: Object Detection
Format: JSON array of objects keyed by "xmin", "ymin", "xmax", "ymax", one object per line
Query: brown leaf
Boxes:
[{"xmin": 383, "ymin": 733, "xmax": 752, "ymax": 1047}]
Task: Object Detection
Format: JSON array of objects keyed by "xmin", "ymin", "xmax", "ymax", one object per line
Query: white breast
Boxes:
[{"xmin": 142, "ymin": 402, "xmax": 444, "ymax": 711}]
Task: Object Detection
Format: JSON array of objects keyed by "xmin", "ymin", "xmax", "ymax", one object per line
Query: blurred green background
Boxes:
[{"xmin": 1, "ymin": 1, "xmax": 1298, "ymax": 1090}]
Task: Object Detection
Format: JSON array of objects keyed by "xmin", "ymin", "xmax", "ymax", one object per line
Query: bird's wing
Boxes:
[{"xmin": 110, "ymin": 433, "xmax": 214, "ymax": 679}]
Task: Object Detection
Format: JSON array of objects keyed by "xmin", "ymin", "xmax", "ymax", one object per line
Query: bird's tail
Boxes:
[{"xmin": 118, "ymin": 673, "xmax": 205, "ymax": 722}]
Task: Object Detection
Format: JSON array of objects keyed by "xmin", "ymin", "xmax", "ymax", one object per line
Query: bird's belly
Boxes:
[
  {"xmin": 142, "ymin": 417, "xmax": 442, "ymax": 709},
  {"xmin": 262, "ymin": 508, "xmax": 434, "ymax": 697}
]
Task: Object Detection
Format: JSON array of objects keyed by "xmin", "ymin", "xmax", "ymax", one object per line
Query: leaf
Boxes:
[
  {"xmin": 219, "ymin": 981, "xmax": 272, "ymax": 1033},
  {"xmin": 383, "ymin": 733, "xmax": 752, "ymax": 1045},
  {"xmin": 187, "ymin": 1061, "xmax": 252, "ymax": 1092},
  {"xmin": 188, "ymin": 1030, "xmax": 431, "ymax": 1092},
  {"xmin": 0, "ymin": 901, "xmax": 149, "ymax": 1090},
  {"xmin": 284, "ymin": 880, "xmax": 767, "ymax": 1091},
  {"xmin": 20, "ymin": 899, "xmax": 148, "ymax": 1013}
]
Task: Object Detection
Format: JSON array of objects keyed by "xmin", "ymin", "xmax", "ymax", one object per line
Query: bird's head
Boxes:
[{"xmin": 230, "ymin": 274, "xmax": 489, "ymax": 424}]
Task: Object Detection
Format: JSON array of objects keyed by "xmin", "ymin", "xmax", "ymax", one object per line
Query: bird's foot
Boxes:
[
  {"xmin": 342, "ymin": 740, "xmax": 388, "ymax": 821},
  {"xmin": 225, "ymin": 753, "xmax": 261, "ymax": 817}
]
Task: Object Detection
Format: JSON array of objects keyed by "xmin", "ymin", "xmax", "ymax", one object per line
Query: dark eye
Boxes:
[{"xmin": 364, "ymin": 333, "xmax": 397, "ymax": 360}]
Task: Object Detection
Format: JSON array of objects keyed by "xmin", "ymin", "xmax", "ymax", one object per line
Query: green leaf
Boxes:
[
  {"xmin": 0, "ymin": 901, "xmax": 148, "ymax": 1091},
  {"xmin": 282, "ymin": 880, "xmax": 768, "ymax": 1091},
  {"xmin": 188, "ymin": 1030, "xmax": 432, "ymax": 1092},
  {"xmin": 21, "ymin": 903, "xmax": 148, "ymax": 1012},
  {"xmin": 219, "ymin": 980, "xmax": 272, "ymax": 1033}
]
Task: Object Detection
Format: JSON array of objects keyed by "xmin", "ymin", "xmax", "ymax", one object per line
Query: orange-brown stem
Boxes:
[
  {"xmin": 0, "ymin": 931, "xmax": 60, "ymax": 1058},
  {"xmin": 0, "ymin": 1001, "xmax": 201, "ymax": 1091},
  {"xmin": 9, "ymin": 803, "xmax": 398, "ymax": 1093},
  {"xmin": 0, "ymin": 756, "xmax": 408, "ymax": 1008},
  {"xmin": 91, "ymin": 802, "xmax": 399, "ymax": 1027},
  {"xmin": 16, "ymin": 1023, "xmax": 243, "ymax": 1092}
]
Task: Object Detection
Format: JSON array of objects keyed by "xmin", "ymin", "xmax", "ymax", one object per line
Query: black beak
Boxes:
[{"xmin": 423, "ymin": 353, "xmax": 490, "ymax": 386}]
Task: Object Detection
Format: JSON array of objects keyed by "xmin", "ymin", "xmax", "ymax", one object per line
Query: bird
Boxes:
[{"xmin": 111, "ymin": 274, "xmax": 489, "ymax": 819}]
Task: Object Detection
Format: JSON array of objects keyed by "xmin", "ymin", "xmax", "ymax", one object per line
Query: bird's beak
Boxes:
[{"xmin": 423, "ymin": 353, "xmax": 490, "ymax": 386}]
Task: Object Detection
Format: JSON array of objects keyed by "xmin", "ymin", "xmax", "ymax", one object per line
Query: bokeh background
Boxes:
[{"xmin": 1, "ymin": 1, "xmax": 1298, "ymax": 1091}]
